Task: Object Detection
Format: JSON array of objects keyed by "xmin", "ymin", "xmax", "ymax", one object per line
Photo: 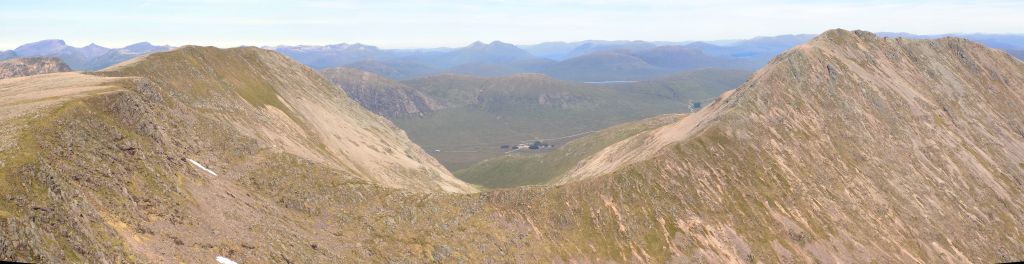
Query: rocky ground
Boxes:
[{"xmin": 0, "ymin": 57, "xmax": 72, "ymax": 80}]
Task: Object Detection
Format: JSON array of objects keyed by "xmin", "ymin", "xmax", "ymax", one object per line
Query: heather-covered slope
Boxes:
[
  {"xmin": 0, "ymin": 46, "xmax": 474, "ymax": 262},
  {"xmin": 550, "ymin": 29, "xmax": 1024, "ymax": 261},
  {"xmin": 3, "ymin": 30, "xmax": 1024, "ymax": 263},
  {"xmin": 101, "ymin": 46, "xmax": 472, "ymax": 193},
  {"xmin": 0, "ymin": 57, "xmax": 72, "ymax": 79},
  {"xmin": 347, "ymin": 29, "xmax": 1023, "ymax": 262}
]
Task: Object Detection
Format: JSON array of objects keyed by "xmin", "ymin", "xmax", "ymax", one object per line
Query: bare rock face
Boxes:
[
  {"xmin": 2, "ymin": 29, "xmax": 1024, "ymax": 263},
  {"xmin": 319, "ymin": 67, "xmax": 443, "ymax": 118},
  {"xmin": 0, "ymin": 57, "xmax": 72, "ymax": 79}
]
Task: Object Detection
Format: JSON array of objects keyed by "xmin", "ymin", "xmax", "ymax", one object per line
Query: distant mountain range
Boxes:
[
  {"xmin": 520, "ymin": 40, "xmax": 665, "ymax": 60},
  {"xmin": 279, "ymin": 40, "xmax": 762, "ymax": 81},
  {"xmin": 274, "ymin": 33, "xmax": 1024, "ymax": 82},
  {"xmin": 1, "ymin": 40, "xmax": 171, "ymax": 70},
  {"xmin": 6, "ymin": 32, "xmax": 1020, "ymax": 75}
]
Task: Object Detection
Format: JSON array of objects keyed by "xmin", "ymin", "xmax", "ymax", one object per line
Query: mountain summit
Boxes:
[{"xmin": 537, "ymin": 29, "xmax": 1024, "ymax": 261}]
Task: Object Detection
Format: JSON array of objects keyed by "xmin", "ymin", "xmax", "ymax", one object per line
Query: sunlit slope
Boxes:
[
  {"xmin": 550, "ymin": 29, "xmax": 1024, "ymax": 261},
  {"xmin": 103, "ymin": 46, "xmax": 473, "ymax": 193},
  {"xmin": 3, "ymin": 30, "xmax": 1024, "ymax": 263}
]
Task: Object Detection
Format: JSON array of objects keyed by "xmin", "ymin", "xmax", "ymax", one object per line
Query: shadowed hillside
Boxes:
[{"xmin": 319, "ymin": 67, "xmax": 443, "ymax": 118}]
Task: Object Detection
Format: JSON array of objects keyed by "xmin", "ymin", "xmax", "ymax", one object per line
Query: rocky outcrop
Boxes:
[
  {"xmin": 0, "ymin": 57, "xmax": 72, "ymax": 79},
  {"xmin": 319, "ymin": 67, "xmax": 443, "ymax": 118}
]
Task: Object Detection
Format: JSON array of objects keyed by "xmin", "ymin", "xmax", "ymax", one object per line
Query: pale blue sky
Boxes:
[{"xmin": 2, "ymin": 0, "xmax": 1022, "ymax": 49}]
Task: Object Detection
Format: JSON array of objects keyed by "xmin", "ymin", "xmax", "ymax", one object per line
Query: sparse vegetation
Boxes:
[
  {"xmin": 369, "ymin": 70, "xmax": 749, "ymax": 170},
  {"xmin": 2, "ymin": 29, "xmax": 1024, "ymax": 263},
  {"xmin": 455, "ymin": 114, "xmax": 680, "ymax": 188}
]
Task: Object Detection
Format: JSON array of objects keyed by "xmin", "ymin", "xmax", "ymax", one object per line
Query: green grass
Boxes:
[
  {"xmin": 454, "ymin": 114, "xmax": 680, "ymax": 188},
  {"xmin": 389, "ymin": 70, "xmax": 749, "ymax": 170}
]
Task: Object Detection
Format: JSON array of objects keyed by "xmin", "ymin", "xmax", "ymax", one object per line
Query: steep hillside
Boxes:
[
  {"xmin": 4, "ymin": 30, "xmax": 1024, "ymax": 263},
  {"xmin": 0, "ymin": 46, "xmax": 475, "ymax": 262},
  {"xmin": 512, "ymin": 29, "xmax": 1024, "ymax": 263},
  {"xmin": 319, "ymin": 67, "xmax": 443, "ymax": 117},
  {"xmin": 101, "ymin": 46, "xmax": 472, "ymax": 193},
  {"xmin": 0, "ymin": 57, "xmax": 72, "ymax": 79}
]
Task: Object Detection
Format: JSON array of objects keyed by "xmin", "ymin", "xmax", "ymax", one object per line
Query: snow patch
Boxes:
[
  {"xmin": 216, "ymin": 256, "xmax": 237, "ymax": 264},
  {"xmin": 187, "ymin": 158, "xmax": 218, "ymax": 176}
]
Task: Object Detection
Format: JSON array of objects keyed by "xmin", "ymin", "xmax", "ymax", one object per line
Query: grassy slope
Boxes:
[
  {"xmin": 102, "ymin": 46, "xmax": 472, "ymax": 193},
  {"xmin": 455, "ymin": 114, "xmax": 681, "ymax": 188},
  {"xmin": 4, "ymin": 30, "xmax": 1024, "ymax": 263}
]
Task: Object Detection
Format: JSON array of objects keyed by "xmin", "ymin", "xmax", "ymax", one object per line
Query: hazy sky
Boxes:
[{"xmin": 2, "ymin": 0, "xmax": 1022, "ymax": 49}]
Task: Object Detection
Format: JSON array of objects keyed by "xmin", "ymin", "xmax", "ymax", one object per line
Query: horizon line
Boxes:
[{"xmin": 3, "ymin": 30, "xmax": 1024, "ymax": 51}]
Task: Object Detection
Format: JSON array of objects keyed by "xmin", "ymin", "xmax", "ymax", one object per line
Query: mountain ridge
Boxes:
[
  {"xmin": 2, "ymin": 29, "xmax": 1024, "ymax": 263},
  {"xmin": 98, "ymin": 45, "xmax": 473, "ymax": 193}
]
